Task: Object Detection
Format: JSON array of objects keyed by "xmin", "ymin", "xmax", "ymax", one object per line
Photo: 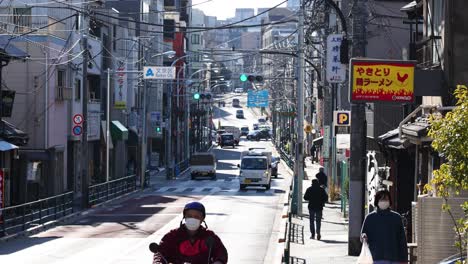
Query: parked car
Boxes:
[
  {"xmin": 271, "ymin": 156, "xmax": 280, "ymax": 177},
  {"xmin": 232, "ymin": 98, "xmax": 240, "ymax": 107},
  {"xmin": 234, "ymin": 88, "xmax": 244, "ymax": 93},
  {"xmin": 236, "ymin": 109, "xmax": 244, "ymax": 118},
  {"xmin": 240, "ymin": 126, "xmax": 249, "ymax": 136},
  {"xmin": 219, "ymin": 133, "xmax": 235, "ymax": 148}
]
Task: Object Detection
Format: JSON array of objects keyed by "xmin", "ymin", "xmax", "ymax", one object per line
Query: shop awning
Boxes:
[
  {"xmin": 0, "ymin": 140, "xmax": 18, "ymax": 151},
  {"xmin": 0, "ymin": 36, "xmax": 30, "ymax": 60},
  {"xmin": 111, "ymin": 120, "xmax": 128, "ymax": 141},
  {"xmin": 0, "ymin": 120, "xmax": 29, "ymax": 146},
  {"xmin": 378, "ymin": 128, "xmax": 410, "ymax": 150},
  {"xmin": 312, "ymin": 136, "xmax": 323, "ymax": 145}
]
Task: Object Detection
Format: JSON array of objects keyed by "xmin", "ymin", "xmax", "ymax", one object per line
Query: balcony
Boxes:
[
  {"xmin": 0, "ymin": 15, "xmax": 67, "ymax": 39},
  {"xmin": 415, "ymin": 36, "xmax": 442, "ymax": 69}
]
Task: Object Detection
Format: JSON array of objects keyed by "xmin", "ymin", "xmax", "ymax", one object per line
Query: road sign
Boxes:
[
  {"xmin": 73, "ymin": 114, "xmax": 83, "ymax": 125},
  {"xmin": 326, "ymin": 34, "xmax": 346, "ymax": 83},
  {"xmin": 143, "ymin": 66, "xmax": 176, "ymax": 79},
  {"xmin": 72, "ymin": 125, "xmax": 83, "ymax": 136},
  {"xmin": 334, "ymin": 111, "xmax": 351, "ymax": 126},
  {"xmin": 247, "ymin": 90, "xmax": 269, "ymax": 107}
]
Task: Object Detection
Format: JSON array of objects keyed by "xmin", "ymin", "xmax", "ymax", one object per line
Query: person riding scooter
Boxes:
[{"xmin": 152, "ymin": 201, "xmax": 228, "ymax": 264}]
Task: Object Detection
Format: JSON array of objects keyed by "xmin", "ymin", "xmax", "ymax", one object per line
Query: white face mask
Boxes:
[
  {"xmin": 185, "ymin": 218, "xmax": 201, "ymax": 231},
  {"xmin": 378, "ymin": 200, "xmax": 390, "ymax": 210}
]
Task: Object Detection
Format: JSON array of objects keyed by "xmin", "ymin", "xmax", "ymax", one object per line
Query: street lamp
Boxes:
[
  {"xmin": 166, "ymin": 53, "xmax": 210, "ymax": 179},
  {"xmin": 105, "ymin": 50, "xmax": 175, "ymax": 189}
]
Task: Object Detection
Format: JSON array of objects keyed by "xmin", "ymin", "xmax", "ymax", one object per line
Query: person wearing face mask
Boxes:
[
  {"xmin": 152, "ymin": 201, "xmax": 228, "ymax": 264},
  {"xmin": 361, "ymin": 190, "xmax": 408, "ymax": 264}
]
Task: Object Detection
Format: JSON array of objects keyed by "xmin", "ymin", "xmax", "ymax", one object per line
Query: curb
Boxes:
[{"xmin": 263, "ymin": 155, "xmax": 294, "ymax": 264}]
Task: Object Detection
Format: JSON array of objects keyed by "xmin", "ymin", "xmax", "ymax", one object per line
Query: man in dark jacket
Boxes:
[
  {"xmin": 153, "ymin": 202, "xmax": 228, "ymax": 264},
  {"xmin": 303, "ymin": 179, "xmax": 328, "ymax": 240},
  {"xmin": 315, "ymin": 167, "xmax": 328, "ymax": 187}
]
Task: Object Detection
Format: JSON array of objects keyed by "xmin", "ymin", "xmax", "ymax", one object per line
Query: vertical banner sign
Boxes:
[
  {"xmin": 0, "ymin": 169, "xmax": 3, "ymax": 223},
  {"xmin": 323, "ymin": 126, "xmax": 331, "ymax": 158},
  {"xmin": 326, "ymin": 34, "xmax": 346, "ymax": 83},
  {"xmin": 115, "ymin": 59, "xmax": 127, "ymax": 109},
  {"xmin": 350, "ymin": 59, "xmax": 416, "ymax": 102}
]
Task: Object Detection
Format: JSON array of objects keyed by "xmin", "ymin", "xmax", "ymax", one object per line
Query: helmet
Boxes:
[{"xmin": 183, "ymin": 201, "xmax": 206, "ymax": 218}]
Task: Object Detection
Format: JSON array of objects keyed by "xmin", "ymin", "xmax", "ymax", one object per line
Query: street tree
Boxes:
[{"xmin": 427, "ymin": 84, "xmax": 468, "ymax": 257}]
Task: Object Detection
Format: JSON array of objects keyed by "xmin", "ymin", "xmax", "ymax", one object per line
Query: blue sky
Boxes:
[{"xmin": 192, "ymin": 0, "xmax": 286, "ymax": 20}]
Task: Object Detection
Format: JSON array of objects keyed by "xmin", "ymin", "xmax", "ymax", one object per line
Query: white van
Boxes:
[{"xmin": 238, "ymin": 150, "xmax": 272, "ymax": 190}]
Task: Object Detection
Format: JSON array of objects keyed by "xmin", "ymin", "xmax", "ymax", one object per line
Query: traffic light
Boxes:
[
  {"xmin": 155, "ymin": 122, "xmax": 162, "ymax": 133},
  {"xmin": 240, "ymin": 74, "xmax": 248, "ymax": 82},
  {"xmin": 193, "ymin": 93, "xmax": 212, "ymax": 102},
  {"xmin": 240, "ymin": 74, "xmax": 263, "ymax": 82}
]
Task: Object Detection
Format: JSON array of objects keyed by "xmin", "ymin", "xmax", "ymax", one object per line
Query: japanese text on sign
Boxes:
[
  {"xmin": 143, "ymin": 66, "xmax": 176, "ymax": 80},
  {"xmin": 326, "ymin": 34, "xmax": 346, "ymax": 83},
  {"xmin": 115, "ymin": 59, "xmax": 127, "ymax": 109},
  {"xmin": 350, "ymin": 60, "xmax": 415, "ymax": 103}
]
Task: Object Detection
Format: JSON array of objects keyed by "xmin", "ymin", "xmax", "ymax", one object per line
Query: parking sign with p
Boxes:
[{"xmin": 334, "ymin": 111, "xmax": 351, "ymax": 126}]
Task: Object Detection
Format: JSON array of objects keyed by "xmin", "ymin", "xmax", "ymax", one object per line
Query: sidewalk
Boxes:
[{"xmin": 288, "ymin": 159, "xmax": 357, "ymax": 264}]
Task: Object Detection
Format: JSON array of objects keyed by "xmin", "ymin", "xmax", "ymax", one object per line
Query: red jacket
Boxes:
[{"xmin": 153, "ymin": 225, "xmax": 228, "ymax": 264}]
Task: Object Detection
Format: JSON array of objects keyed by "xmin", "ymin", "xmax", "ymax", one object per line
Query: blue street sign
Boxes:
[
  {"xmin": 247, "ymin": 90, "xmax": 269, "ymax": 107},
  {"xmin": 72, "ymin": 125, "xmax": 82, "ymax": 136}
]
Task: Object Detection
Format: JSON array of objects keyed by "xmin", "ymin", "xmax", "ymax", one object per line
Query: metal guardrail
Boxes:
[
  {"xmin": 175, "ymin": 159, "xmax": 189, "ymax": 177},
  {"xmin": 283, "ymin": 181, "xmax": 294, "ymax": 264},
  {"xmin": 88, "ymin": 175, "xmax": 137, "ymax": 207},
  {"xmin": 278, "ymin": 147, "xmax": 294, "ymax": 170},
  {"xmin": 0, "ymin": 192, "xmax": 73, "ymax": 238}
]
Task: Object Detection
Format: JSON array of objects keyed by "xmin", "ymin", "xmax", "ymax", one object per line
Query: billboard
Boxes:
[{"xmin": 350, "ymin": 59, "xmax": 416, "ymax": 103}]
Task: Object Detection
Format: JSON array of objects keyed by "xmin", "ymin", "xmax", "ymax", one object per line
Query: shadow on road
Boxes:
[
  {"xmin": 213, "ymin": 106, "xmax": 232, "ymax": 119},
  {"xmin": 0, "ymin": 237, "xmax": 60, "ymax": 255},
  {"xmin": 317, "ymin": 239, "xmax": 348, "ymax": 244}
]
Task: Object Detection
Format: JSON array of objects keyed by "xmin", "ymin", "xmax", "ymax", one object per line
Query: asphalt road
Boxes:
[{"xmin": 0, "ymin": 92, "xmax": 292, "ymax": 264}]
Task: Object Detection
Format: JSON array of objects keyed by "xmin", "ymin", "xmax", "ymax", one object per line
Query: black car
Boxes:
[
  {"xmin": 271, "ymin": 156, "xmax": 280, "ymax": 177},
  {"xmin": 252, "ymin": 129, "xmax": 270, "ymax": 141},
  {"xmin": 219, "ymin": 133, "xmax": 235, "ymax": 148},
  {"xmin": 240, "ymin": 126, "xmax": 249, "ymax": 136}
]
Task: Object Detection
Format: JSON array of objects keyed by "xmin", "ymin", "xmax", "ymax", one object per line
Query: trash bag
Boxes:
[{"xmin": 356, "ymin": 241, "xmax": 373, "ymax": 264}]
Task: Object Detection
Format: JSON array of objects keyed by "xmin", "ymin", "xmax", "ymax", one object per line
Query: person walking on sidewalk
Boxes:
[
  {"xmin": 361, "ymin": 189, "xmax": 408, "ymax": 264},
  {"xmin": 303, "ymin": 179, "xmax": 328, "ymax": 240},
  {"xmin": 315, "ymin": 167, "xmax": 328, "ymax": 188}
]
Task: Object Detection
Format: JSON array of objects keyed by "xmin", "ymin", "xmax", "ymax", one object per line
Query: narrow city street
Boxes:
[{"xmin": 0, "ymin": 93, "xmax": 292, "ymax": 264}]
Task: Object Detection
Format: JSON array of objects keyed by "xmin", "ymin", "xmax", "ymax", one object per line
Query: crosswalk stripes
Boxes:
[{"xmin": 151, "ymin": 186, "xmax": 283, "ymax": 194}]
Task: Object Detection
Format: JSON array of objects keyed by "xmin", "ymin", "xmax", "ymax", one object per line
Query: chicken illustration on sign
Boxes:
[{"xmin": 350, "ymin": 60, "xmax": 415, "ymax": 103}]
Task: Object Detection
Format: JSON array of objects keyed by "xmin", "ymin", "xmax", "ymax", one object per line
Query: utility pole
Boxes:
[
  {"xmin": 348, "ymin": 0, "xmax": 368, "ymax": 256},
  {"xmin": 80, "ymin": 13, "xmax": 89, "ymax": 209},
  {"xmin": 292, "ymin": 0, "xmax": 305, "ymax": 216}
]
